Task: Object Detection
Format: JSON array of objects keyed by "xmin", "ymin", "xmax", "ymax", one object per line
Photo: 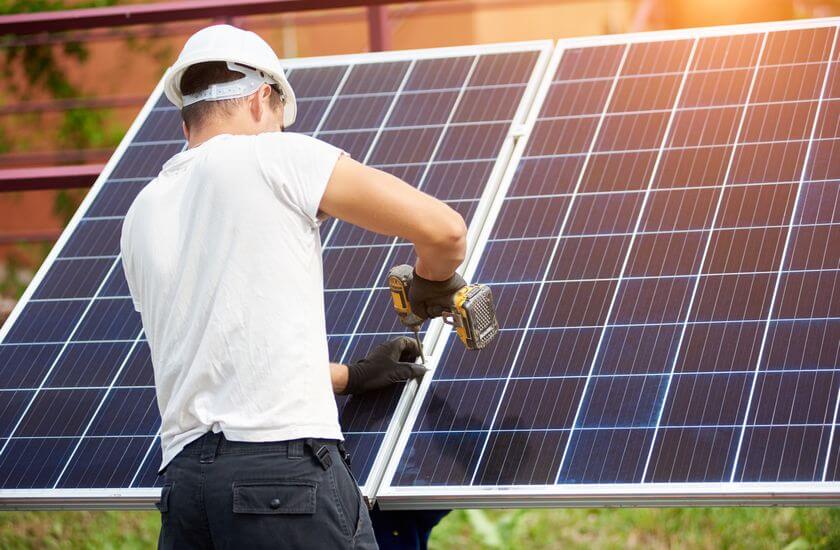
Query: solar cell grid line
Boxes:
[
  {"xmin": 730, "ymin": 26, "xmax": 839, "ymax": 483},
  {"xmin": 80, "ymin": 134, "xmax": 192, "ymax": 495},
  {"xmin": 379, "ymin": 40, "xmax": 638, "ymax": 493},
  {"xmin": 0, "ymin": 79, "xmax": 168, "ymax": 504},
  {"xmin": 379, "ymin": 17, "xmax": 840, "ymax": 510},
  {"xmin": 653, "ymin": 25, "xmax": 840, "ymax": 485},
  {"xmin": 51, "ymin": 328, "xmax": 145, "ymax": 488},
  {"xmin": 466, "ymin": 42, "xmax": 642, "ymax": 486},
  {"xmin": 638, "ymin": 31, "xmax": 771, "ymax": 483},
  {"xmin": 0, "ymin": 225, "xmax": 132, "ymax": 458},
  {"xmin": 547, "ymin": 38, "xmax": 701, "ymax": 486}
]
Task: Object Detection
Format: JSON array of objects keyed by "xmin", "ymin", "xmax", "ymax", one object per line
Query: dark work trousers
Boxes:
[{"xmin": 156, "ymin": 431, "xmax": 378, "ymax": 549}]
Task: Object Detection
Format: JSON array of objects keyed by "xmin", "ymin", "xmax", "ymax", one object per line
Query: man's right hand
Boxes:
[{"xmin": 408, "ymin": 269, "xmax": 467, "ymax": 320}]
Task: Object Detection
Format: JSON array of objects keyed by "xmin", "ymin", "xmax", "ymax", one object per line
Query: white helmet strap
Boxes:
[{"xmin": 181, "ymin": 61, "xmax": 279, "ymax": 108}]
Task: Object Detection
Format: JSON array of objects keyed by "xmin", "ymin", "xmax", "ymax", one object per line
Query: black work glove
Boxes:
[
  {"xmin": 408, "ymin": 269, "xmax": 467, "ymax": 320},
  {"xmin": 340, "ymin": 336, "xmax": 426, "ymax": 395}
]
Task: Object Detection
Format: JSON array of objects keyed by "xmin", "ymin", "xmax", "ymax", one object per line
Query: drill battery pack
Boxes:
[{"xmin": 446, "ymin": 284, "xmax": 499, "ymax": 350}]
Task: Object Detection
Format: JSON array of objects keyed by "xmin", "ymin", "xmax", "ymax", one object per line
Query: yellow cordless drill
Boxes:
[{"xmin": 387, "ymin": 264, "xmax": 499, "ymax": 363}]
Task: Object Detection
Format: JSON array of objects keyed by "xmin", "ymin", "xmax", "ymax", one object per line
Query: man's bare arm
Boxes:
[
  {"xmin": 319, "ymin": 156, "xmax": 467, "ymax": 281},
  {"xmin": 330, "ymin": 362, "xmax": 349, "ymax": 394}
]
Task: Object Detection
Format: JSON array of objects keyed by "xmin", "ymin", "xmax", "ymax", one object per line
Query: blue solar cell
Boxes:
[
  {"xmin": 595, "ymin": 112, "xmax": 671, "ymax": 150},
  {"xmin": 4, "ymin": 301, "xmax": 87, "ymax": 344},
  {"xmin": 554, "ymin": 45, "xmax": 625, "ymax": 81},
  {"xmin": 110, "ymin": 143, "xmax": 184, "ymax": 179},
  {"xmin": 738, "ymin": 426, "xmax": 833, "ymax": 481},
  {"xmin": 286, "ymin": 66, "xmax": 347, "ymax": 97},
  {"xmin": 57, "ymin": 436, "xmax": 154, "ymax": 489},
  {"xmin": 323, "ymin": 290, "xmax": 372, "ymax": 335},
  {"xmin": 340, "ymin": 61, "xmax": 410, "ymax": 94},
  {"xmin": 393, "ymin": 431, "xmax": 484, "ymax": 486},
  {"xmin": 0, "ymin": 344, "xmax": 62, "ymax": 389},
  {"xmin": 560, "ymin": 428, "xmax": 654, "ymax": 483},
  {"xmin": 594, "ymin": 325, "xmax": 682, "ymax": 375},
  {"xmin": 339, "ymin": 383, "xmax": 404, "ymax": 434},
  {"xmin": 404, "ymin": 56, "xmax": 473, "ymax": 90},
  {"xmin": 470, "ymin": 51, "xmax": 541, "ymax": 86},
  {"xmin": 647, "ymin": 427, "xmax": 739, "ymax": 482},
  {"xmin": 86, "ymin": 180, "xmax": 150, "ymax": 218},
  {"xmin": 422, "ymin": 159, "xmax": 496, "ymax": 199},
  {"xmin": 764, "ymin": 320, "xmax": 840, "ymax": 371},
  {"xmin": 452, "ymin": 86, "xmax": 527, "ymax": 122},
  {"xmin": 323, "ymin": 246, "xmax": 392, "ymax": 289},
  {"xmin": 342, "ymin": 433, "xmax": 386, "ymax": 486},
  {"xmin": 389, "ymin": 91, "xmax": 460, "ymax": 126},
  {"xmin": 135, "ymin": 109, "xmax": 184, "ymax": 142},
  {"xmin": 59, "ymin": 219, "xmax": 122, "ymax": 258},
  {"xmin": 131, "ymin": 437, "xmax": 165, "ymax": 488},
  {"xmin": 0, "ymin": 391, "xmax": 34, "ymax": 437},
  {"xmin": 436, "ymin": 123, "xmax": 509, "ymax": 160},
  {"xmin": 292, "ymin": 98, "xmax": 331, "ymax": 133},
  {"xmin": 100, "ymin": 261, "xmax": 132, "ymax": 296},
  {"xmin": 88, "ymin": 388, "xmax": 159, "ymax": 436},
  {"xmin": 318, "ymin": 130, "xmax": 377, "ymax": 159},
  {"xmin": 31, "ymin": 258, "xmax": 113, "ymax": 300},
  {"xmin": 15, "ymin": 389, "xmax": 105, "ymax": 437},
  {"xmin": 474, "ymin": 430, "xmax": 566, "ymax": 485},
  {"xmin": 321, "ymin": 95, "xmax": 392, "ymax": 131},
  {"xmin": 542, "ymin": 80, "xmax": 612, "ymax": 117},
  {"xmin": 620, "ymin": 39, "xmax": 693, "ymax": 75},
  {"xmin": 72, "ymin": 299, "xmax": 142, "ymax": 341},
  {"xmin": 114, "ymin": 342, "xmax": 153, "ymax": 386},
  {"xmin": 0, "ymin": 438, "xmax": 78, "ymax": 489},
  {"xmin": 369, "ymin": 127, "xmax": 445, "ymax": 164},
  {"xmin": 44, "ymin": 342, "xmax": 133, "ymax": 387}
]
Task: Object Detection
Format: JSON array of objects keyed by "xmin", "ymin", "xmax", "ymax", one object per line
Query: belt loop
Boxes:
[
  {"xmin": 200, "ymin": 431, "xmax": 222, "ymax": 464},
  {"xmin": 288, "ymin": 439, "xmax": 304, "ymax": 459},
  {"xmin": 305, "ymin": 438, "xmax": 332, "ymax": 470}
]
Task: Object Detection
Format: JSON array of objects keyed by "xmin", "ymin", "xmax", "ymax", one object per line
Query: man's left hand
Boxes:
[{"xmin": 338, "ymin": 337, "xmax": 426, "ymax": 395}]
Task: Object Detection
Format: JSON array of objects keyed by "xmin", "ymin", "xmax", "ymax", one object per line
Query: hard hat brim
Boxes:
[{"xmin": 164, "ymin": 56, "xmax": 296, "ymax": 128}]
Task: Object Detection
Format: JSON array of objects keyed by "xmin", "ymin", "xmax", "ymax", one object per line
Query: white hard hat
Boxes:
[{"xmin": 163, "ymin": 24, "xmax": 296, "ymax": 128}]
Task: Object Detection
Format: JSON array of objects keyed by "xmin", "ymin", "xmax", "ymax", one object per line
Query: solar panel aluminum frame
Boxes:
[
  {"xmin": 377, "ymin": 16, "xmax": 840, "ymax": 509},
  {"xmin": 281, "ymin": 40, "xmax": 555, "ymax": 506},
  {"xmin": 0, "ymin": 40, "xmax": 555, "ymax": 509}
]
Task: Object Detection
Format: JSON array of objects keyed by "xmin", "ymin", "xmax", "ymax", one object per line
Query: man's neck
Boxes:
[{"xmin": 187, "ymin": 117, "xmax": 283, "ymax": 149}]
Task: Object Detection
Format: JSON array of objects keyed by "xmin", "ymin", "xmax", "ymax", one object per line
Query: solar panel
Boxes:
[
  {"xmin": 379, "ymin": 18, "xmax": 840, "ymax": 508},
  {"xmin": 0, "ymin": 42, "xmax": 552, "ymax": 507}
]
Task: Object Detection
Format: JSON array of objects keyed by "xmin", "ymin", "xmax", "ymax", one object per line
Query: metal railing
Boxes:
[{"xmin": 0, "ymin": 0, "xmax": 440, "ymax": 194}]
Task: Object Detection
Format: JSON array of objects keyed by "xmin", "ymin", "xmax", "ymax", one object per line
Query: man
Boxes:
[{"xmin": 120, "ymin": 25, "xmax": 468, "ymax": 549}]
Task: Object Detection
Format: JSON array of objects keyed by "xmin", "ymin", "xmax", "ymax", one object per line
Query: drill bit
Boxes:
[{"xmin": 412, "ymin": 326, "xmax": 426, "ymax": 365}]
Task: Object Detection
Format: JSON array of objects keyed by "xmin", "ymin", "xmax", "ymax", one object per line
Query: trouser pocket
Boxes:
[{"xmin": 232, "ymin": 480, "xmax": 317, "ymax": 514}]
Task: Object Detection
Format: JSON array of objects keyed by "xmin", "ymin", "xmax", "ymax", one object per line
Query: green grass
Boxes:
[{"xmin": 0, "ymin": 508, "xmax": 838, "ymax": 549}]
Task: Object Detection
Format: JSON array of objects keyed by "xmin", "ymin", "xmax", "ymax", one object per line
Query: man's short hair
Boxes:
[{"xmin": 180, "ymin": 61, "xmax": 284, "ymax": 131}]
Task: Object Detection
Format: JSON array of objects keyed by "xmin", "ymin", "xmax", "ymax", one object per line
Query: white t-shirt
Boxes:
[{"xmin": 120, "ymin": 132, "xmax": 345, "ymax": 470}]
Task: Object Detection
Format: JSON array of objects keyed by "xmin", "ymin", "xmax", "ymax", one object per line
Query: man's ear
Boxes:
[
  {"xmin": 181, "ymin": 121, "xmax": 190, "ymax": 141},
  {"xmin": 249, "ymin": 84, "xmax": 272, "ymax": 123}
]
